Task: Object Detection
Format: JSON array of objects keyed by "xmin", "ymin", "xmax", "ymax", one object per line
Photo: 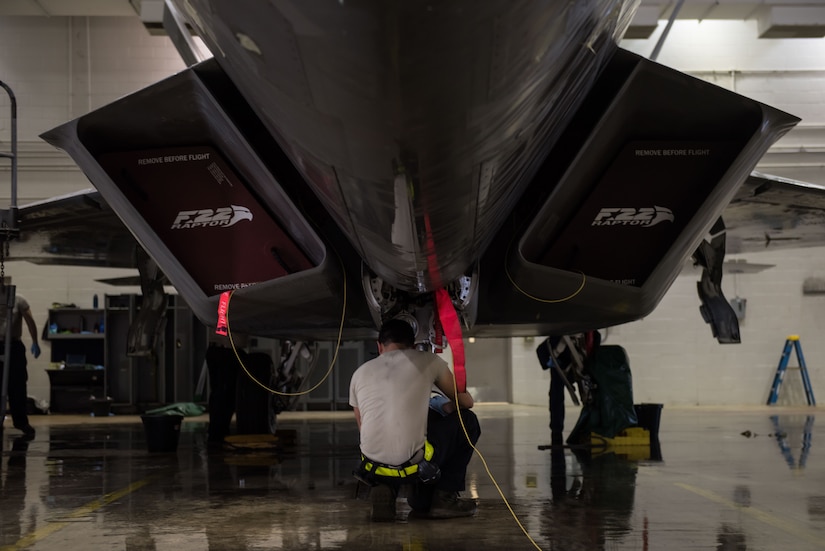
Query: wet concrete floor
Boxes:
[{"xmin": 1, "ymin": 404, "xmax": 824, "ymax": 550}]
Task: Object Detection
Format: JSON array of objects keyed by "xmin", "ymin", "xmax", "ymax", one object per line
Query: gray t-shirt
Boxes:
[{"xmin": 349, "ymin": 349, "xmax": 449, "ymax": 466}]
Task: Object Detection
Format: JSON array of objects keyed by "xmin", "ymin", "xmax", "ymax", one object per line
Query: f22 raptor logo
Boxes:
[
  {"xmin": 171, "ymin": 205, "xmax": 253, "ymax": 229},
  {"xmin": 591, "ymin": 206, "xmax": 674, "ymax": 227}
]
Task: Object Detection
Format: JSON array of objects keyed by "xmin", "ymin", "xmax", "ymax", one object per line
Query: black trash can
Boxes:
[
  {"xmin": 634, "ymin": 403, "xmax": 663, "ymax": 439},
  {"xmin": 141, "ymin": 414, "xmax": 184, "ymax": 452}
]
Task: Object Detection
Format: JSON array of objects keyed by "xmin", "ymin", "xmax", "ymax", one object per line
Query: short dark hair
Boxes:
[{"xmin": 378, "ymin": 318, "xmax": 415, "ymax": 348}]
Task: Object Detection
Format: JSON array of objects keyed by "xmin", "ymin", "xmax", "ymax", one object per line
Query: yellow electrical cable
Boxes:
[
  {"xmin": 224, "ymin": 264, "xmax": 347, "ymax": 397},
  {"xmin": 451, "ymin": 365, "xmax": 543, "ymax": 551},
  {"xmin": 499, "ymin": 234, "xmax": 593, "ymax": 548},
  {"xmin": 504, "ymin": 236, "xmax": 586, "ymax": 303},
  {"xmin": 498, "ymin": 233, "xmax": 589, "ymax": 547}
]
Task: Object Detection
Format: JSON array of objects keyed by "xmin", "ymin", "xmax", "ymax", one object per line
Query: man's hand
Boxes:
[{"xmin": 31, "ymin": 343, "xmax": 41, "ymax": 359}]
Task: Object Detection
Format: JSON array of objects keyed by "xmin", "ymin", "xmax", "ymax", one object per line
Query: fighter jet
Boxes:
[{"xmin": 9, "ymin": 1, "xmax": 820, "ymax": 353}]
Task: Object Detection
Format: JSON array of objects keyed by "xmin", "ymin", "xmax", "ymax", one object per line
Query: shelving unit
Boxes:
[
  {"xmin": 45, "ymin": 369, "xmax": 104, "ymax": 412},
  {"xmin": 105, "ymin": 294, "xmax": 207, "ymax": 413},
  {"xmin": 44, "ymin": 298, "xmax": 208, "ymax": 413},
  {"xmin": 45, "ymin": 308, "xmax": 106, "ymax": 412},
  {"xmin": 47, "ymin": 308, "xmax": 105, "ymax": 365}
]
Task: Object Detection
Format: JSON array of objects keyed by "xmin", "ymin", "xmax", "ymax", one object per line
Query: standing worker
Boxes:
[
  {"xmin": 349, "ymin": 318, "xmax": 480, "ymax": 521},
  {"xmin": 1, "ymin": 293, "xmax": 41, "ymax": 438},
  {"xmin": 537, "ymin": 331, "xmax": 601, "ymax": 444},
  {"xmin": 537, "ymin": 335, "xmax": 573, "ymax": 444}
]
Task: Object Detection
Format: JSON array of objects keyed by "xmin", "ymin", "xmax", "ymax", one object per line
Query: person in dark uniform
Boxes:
[
  {"xmin": 1, "ymin": 294, "xmax": 41, "ymax": 439},
  {"xmin": 537, "ymin": 331, "xmax": 600, "ymax": 444},
  {"xmin": 204, "ymin": 333, "xmax": 247, "ymax": 444},
  {"xmin": 537, "ymin": 336, "xmax": 573, "ymax": 444}
]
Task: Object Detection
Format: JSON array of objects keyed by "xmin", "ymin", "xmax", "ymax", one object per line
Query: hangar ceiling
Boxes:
[
  {"xmin": 0, "ymin": 0, "xmax": 136, "ymax": 16},
  {"xmin": 0, "ymin": 0, "xmax": 823, "ymax": 39},
  {"xmin": 631, "ymin": 0, "xmax": 825, "ymax": 38},
  {"xmin": 1, "ymin": 1, "xmax": 821, "ymax": 69}
]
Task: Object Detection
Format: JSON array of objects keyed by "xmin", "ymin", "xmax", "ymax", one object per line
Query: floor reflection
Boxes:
[
  {"xmin": 543, "ymin": 444, "xmax": 641, "ymax": 549},
  {"xmin": 771, "ymin": 414, "xmax": 814, "ymax": 469},
  {"xmin": 1, "ymin": 407, "xmax": 824, "ymax": 550},
  {"xmin": 716, "ymin": 523, "xmax": 747, "ymax": 551},
  {"xmin": 1, "ymin": 436, "xmax": 30, "ymax": 546}
]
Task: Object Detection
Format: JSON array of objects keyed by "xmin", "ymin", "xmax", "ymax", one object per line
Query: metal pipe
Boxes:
[
  {"xmin": 756, "ymin": 163, "xmax": 825, "ymax": 168},
  {"xmin": 86, "ymin": 17, "xmax": 92, "ymax": 114},
  {"xmin": 0, "ymin": 284, "xmax": 16, "ymax": 431},
  {"xmin": 690, "ymin": 69, "xmax": 825, "ymax": 76},
  {"xmin": 0, "ymin": 81, "xmax": 17, "ymax": 209},
  {"xmin": 650, "ymin": 0, "xmax": 686, "ymax": 61}
]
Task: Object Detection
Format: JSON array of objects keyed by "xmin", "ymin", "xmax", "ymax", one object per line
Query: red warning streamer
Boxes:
[
  {"xmin": 215, "ymin": 291, "xmax": 230, "ymax": 336},
  {"xmin": 435, "ymin": 287, "xmax": 466, "ymax": 393}
]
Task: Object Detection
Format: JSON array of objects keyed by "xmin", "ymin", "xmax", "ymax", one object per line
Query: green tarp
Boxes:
[
  {"xmin": 144, "ymin": 402, "xmax": 205, "ymax": 417},
  {"xmin": 568, "ymin": 345, "xmax": 638, "ymax": 443}
]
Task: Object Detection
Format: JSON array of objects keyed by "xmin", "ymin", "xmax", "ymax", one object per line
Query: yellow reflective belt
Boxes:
[
  {"xmin": 362, "ymin": 441, "xmax": 434, "ymax": 478},
  {"xmin": 423, "ymin": 440, "xmax": 434, "ymax": 461},
  {"xmin": 371, "ymin": 463, "xmax": 418, "ymax": 478}
]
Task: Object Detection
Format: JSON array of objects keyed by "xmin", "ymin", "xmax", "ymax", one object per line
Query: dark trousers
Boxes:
[
  {"xmin": 427, "ymin": 408, "xmax": 481, "ymax": 492},
  {"xmin": 205, "ymin": 345, "xmax": 241, "ymax": 442},
  {"xmin": 550, "ymin": 365, "xmax": 566, "ymax": 434},
  {"xmin": 356, "ymin": 408, "xmax": 481, "ymax": 512},
  {"xmin": 406, "ymin": 407, "xmax": 481, "ymax": 511},
  {"xmin": 1, "ymin": 340, "xmax": 30, "ymax": 429}
]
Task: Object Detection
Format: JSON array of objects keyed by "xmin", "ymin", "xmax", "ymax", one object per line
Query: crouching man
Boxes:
[{"xmin": 349, "ymin": 318, "xmax": 480, "ymax": 521}]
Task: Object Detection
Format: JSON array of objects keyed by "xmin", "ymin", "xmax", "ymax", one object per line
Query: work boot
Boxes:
[
  {"xmin": 427, "ymin": 489, "xmax": 477, "ymax": 519},
  {"xmin": 370, "ymin": 484, "xmax": 397, "ymax": 522},
  {"xmin": 15, "ymin": 424, "xmax": 35, "ymax": 439}
]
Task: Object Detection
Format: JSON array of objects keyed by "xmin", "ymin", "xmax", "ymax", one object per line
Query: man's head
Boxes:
[{"xmin": 377, "ymin": 318, "xmax": 415, "ymax": 352}]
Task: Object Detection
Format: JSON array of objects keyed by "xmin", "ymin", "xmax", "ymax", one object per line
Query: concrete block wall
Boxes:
[
  {"xmin": 0, "ymin": 16, "xmax": 186, "ymax": 147},
  {"xmin": 511, "ymin": 337, "xmax": 551, "ymax": 408},
  {"xmin": 613, "ymin": 246, "xmax": 825, "ymax": 406},
  {"xmin": 0, "ymin": 15, "xmax": 187, "ymax": 403}
]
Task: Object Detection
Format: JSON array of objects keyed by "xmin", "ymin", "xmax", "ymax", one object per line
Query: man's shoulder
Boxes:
[
  {"xmin": 400, "ymin": 349, "xmax": 448, "ymax": 370},
  {"xmin": 15, "ymin": 295, "xmax": 30, "ymax": 311},
  {"xmin": 351, "ymin": 355, "xmax": 382, "ymax": 378},
  {"xmin": 356, "ymin": 350, "xmax": 447, "ymax": 372},
  {"xmin": 357, "ymin": 354, "xmax": 384, "ymax": 368}
]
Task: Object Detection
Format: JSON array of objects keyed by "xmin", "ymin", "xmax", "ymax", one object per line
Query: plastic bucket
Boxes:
[
  {"xmin": 141, "ymin": 414, "xmax": 183, "ymax": 452},
  {"xmin": 634, "ymin": 403, "xmax": 663, "ymax": 439}
]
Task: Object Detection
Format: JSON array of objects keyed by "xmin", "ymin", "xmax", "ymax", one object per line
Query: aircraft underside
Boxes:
[{"xmin": 25, "ymin": 1, "xmax": 799, "ymax": 347}]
